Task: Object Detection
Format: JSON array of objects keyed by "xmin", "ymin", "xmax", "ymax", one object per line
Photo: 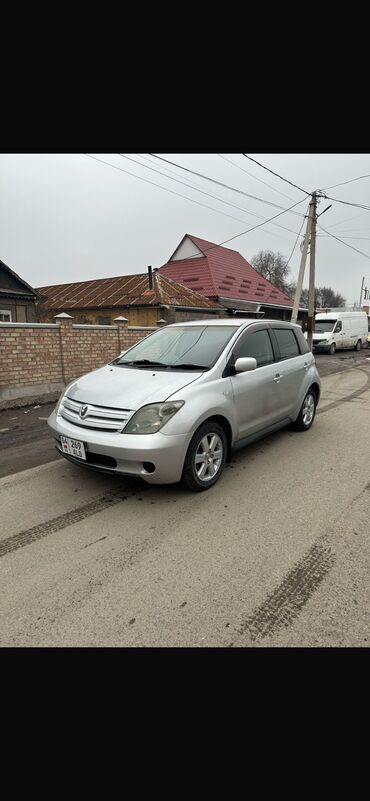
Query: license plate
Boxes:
[{"xmin": 60, "ymin": 436, "xmax": 86, "ymax": 460}]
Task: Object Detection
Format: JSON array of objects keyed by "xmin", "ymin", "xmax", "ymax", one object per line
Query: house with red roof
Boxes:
[{"xmin": 158, "ymin": 234, "xmax": 304, "ymax": 321}]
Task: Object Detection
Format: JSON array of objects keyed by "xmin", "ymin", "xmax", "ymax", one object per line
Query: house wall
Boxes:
[
  {"xmin": 37, "ymin": 305, "xmax": 223, "ymax": 326},
  {"xmin": 173, "ymin": 308, "xmax": 225, "ymax": 322},
  {"xmin": 0, "ymin": 299, "xmax": 37, "ymax": 322},
  {"xmin": 171, "ymin": 239, "xmax": 203, "ymax": 261},
  {"xmin": 37, "ymin": 305, "xmax": 161, "ymax": 327},
  {"xmin": 0, "ymin": 264, "xmax": 38, "ymax": 322},
  {"xmin": 0, "ymin": 317, "xmax": 157, "ymax": 409}
]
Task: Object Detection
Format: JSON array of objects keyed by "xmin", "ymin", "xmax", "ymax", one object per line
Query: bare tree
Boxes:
[
  {"xmin": 251, "ymin": 249, "xmax": 346, "ymax": 308},
  {"xmin": 316, "ymin": 286, "xmax": 346, "ymax": 308},
  {"xmin": 287, "ymin": 284, "xmax": 346, "ymax": 308},
  {"xmin": 250, "ymin": 250, "xmax": 290, "ymax": 293}
]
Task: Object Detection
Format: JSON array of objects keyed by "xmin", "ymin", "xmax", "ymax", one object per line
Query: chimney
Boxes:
[{"xmin": 148, "ymin": 265, "xmax": 153, "ymax": 290}]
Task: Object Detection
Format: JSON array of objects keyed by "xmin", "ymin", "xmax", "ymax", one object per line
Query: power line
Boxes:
[
  {"xmin": 324, "ymin": 210, "xmax": 370, "ymax": 230},
  {"xmin": 148, "ymin": 153, "xmax": 309, "ymax": 217},
  {"xmin": 324, "ymin": 194, "xmax": 370, "ymax": 211},
  {"xmin": 323, "ymin": 173, "xmax": 370, "ymax": 190},
  {"xmin": 217, "ymin": 153, "xmax": 297, "ymax": 202},
  {"xmin": 84, "ymin": 154, "xmax": 288, "ymax": 234},
  {"xmin": 119, "ymin": 153, "xmax": 306, "ymax": 239},
  {"xmin": 148, "ymin": 153, "xmax": 370, "ymax": 218},
  {"xmin": 85, "ymin": 154, "xmax": 309, "ymax": 261},
  {"xmin": 317, "ymin": 235, "xmax": 370, "ymax": 241},
  {"xmin": 241, "ymin": 154, "xmax": 370, "ymax": 212},
  {"xmin": 317, "ymin": 223, "xmax": 370, "ymax": 260},
  {"xmin": 242, "ymin": 154, "xmax": 310, "ymax": 194},
  {"xmin": 196, "ymin": 197, "xmax": 311, "ymax": 255},
  {"xmin": 286, "ymin": 216, "xmax": 307, "ymax": 266}
]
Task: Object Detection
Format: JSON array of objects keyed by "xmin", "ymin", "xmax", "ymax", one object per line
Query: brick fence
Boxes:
[{"xmin": 0, "ymin": 314, "xmax": 159, "ymax": 409}]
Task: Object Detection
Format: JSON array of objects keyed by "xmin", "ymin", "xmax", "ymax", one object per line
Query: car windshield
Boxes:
[
  {"xmin": 315, "ymin": 320, "xmax": 336, "ymax": 333},
  {"xmin": 115, "ymin": 325, "xmax": 238, "ymax": 369}
]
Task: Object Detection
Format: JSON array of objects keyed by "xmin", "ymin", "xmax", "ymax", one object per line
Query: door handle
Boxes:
[
  {"xmin": 303, "ymin": 362, "xmax": 309, "ymax": 370},
  {"xmin": 273, "ymin": 374, "xmax": 282, "ymax": 382}
]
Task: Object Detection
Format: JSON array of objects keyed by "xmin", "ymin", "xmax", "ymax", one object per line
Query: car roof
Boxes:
[{"xmin": 168, "ymin": 318, "xmax": 301, "ymax": 329}]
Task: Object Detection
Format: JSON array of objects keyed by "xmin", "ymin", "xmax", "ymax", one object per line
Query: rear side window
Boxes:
[
  {"xmin": 273, "ymin": 328, "xmax": 300, "ymax": 359},
  {"xmin": 235, "ymin": 329, "xmax": 274, "ymax": 367},
  {"xmin": 294, "ymin": 327, "xmax": 309, "ymax": 354}
]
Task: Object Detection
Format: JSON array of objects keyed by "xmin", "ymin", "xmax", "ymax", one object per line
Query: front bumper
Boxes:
[
  {"xmin": 48, "ymin": 410, "xmax": 191, "ymax": 484},
  {"xmin": 313, "ymin": 341, "xmax": 331, "ymax": 352}
]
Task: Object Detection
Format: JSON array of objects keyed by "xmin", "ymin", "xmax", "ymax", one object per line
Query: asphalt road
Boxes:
[{"xmin": 0, "ymin": 355, "xmax": 369, "ymax": 647}]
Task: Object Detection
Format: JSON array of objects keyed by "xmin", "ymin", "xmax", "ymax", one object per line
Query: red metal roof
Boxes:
[
  {"xmin": 37, "ymin": 271, "xmax": 221, "ymax": 311},
  {"xmin": 158, "ymin": 234, "xmax": 295, "ymax": 308}
]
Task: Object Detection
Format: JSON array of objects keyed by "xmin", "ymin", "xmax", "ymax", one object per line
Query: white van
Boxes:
[{"xmin": 312, "ymin": 311, "xmax": 368, "ymax": 354}]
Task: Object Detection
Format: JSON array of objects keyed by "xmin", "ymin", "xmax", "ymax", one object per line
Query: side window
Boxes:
[
  {"xmin": 295, "ymin": 327, "xmax": 309, "ymax": 354},
  {"xmin": 273, "ymin": 328, "xmax": 300, "ymax": 360},
  {"xmin": 334, "ymin": 321, "xmax": 342, "ymax": 333},
  {"xmin": 235, "ymin": 329, "xmax": 274, "ymax": 367},
  {"xmin": 0, "ymin": 310, "xmax": 12, "ymax": 322}
]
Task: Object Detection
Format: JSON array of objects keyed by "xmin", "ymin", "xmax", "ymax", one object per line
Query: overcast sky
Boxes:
[{"xmin": 1, "ymin": 153, "xmax": 370, "ymax": 304}]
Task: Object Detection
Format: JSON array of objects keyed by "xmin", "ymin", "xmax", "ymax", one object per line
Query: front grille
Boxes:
[
  {"xmin": 60, "ymin": 396, "xmax": 132, "ymax": 432},
  {"xmin": 86, "ymin": 451, "xmax": 117, "ymax": 467}
]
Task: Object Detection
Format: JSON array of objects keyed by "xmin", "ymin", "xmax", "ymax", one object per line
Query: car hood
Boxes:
[
  {"xmin": 66, "ymin": 364, "xmax": 203, "ymax": 410},
  {"xmin": 313, "ymin": 332, "xmax": 331, "ymax": 340}
]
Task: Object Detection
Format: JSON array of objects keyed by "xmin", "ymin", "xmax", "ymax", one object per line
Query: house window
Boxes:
[{"xmin": 0, "ymin": 310, "xmax": 12, "ymax": 322}]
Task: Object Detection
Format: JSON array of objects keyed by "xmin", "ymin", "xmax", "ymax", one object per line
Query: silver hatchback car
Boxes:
[{"xmin": 48, "ymin": 319, "xmax": 320, "ymax": 491}]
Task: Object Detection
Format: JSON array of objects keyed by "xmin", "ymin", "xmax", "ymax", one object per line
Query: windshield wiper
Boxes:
[
  {"xmin": 169, "ymin": 363, "xmax": 208, "ymax": 370},
  {"xmin": 119, "ymin": 359, "xmax": 168, "ymax": 368},
  {"xmin": 118, "ymin": 359, "xmax": 208, "ymax": 370}
]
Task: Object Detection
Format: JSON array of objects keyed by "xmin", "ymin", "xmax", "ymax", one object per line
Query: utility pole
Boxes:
[
  {"xmin": 359, "ymin": 276, "xmax": 365, "ymax": 308},
  {"xmin": 291, "ymin": 199, "xmax": 314, "ymax": 324},
  {"xmin": 307, "ymin": 192, "xmax": 318, "ymax": 351}
]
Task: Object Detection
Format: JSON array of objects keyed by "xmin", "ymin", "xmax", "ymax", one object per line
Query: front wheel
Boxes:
[
  {"xmin": 181, "ymin": 421, "xmax": 227, "ymax": 492},
  {"xmin": 293, "ymin": 389, "xmax": 317, "ymax": 431},
  {"xmin": 329, "ymin": 343, "xmax": 336, "ymax": 355}
]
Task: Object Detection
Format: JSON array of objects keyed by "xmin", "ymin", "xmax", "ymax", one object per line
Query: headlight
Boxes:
[
  {"xmin": 55, "ymin": 382, "xmax": 75, "ymax": 415},
  {"xmin": 55, "ymin": 390, "xmax": 66, "ymax": 416},
  {"xmin": 124, "ymin": 401, "xmax": 185, "ymax": 434}
]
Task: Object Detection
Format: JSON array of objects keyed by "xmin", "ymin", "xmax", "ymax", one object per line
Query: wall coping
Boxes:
[
  {"xmin": 72, "ymin": 324, "xmax": 118, "ymax": 331},
  {"xmin": 0, "ymin": 321, "xmax": 158, "ymax": 331},
  {"xmin": 0, "ymin": 322, "xmax": 59, "ymax": 329}
]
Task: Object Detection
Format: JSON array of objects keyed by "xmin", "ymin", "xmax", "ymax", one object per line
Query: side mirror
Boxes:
[{"xmin": 234, "ymin": 357, "xmax": 257, "ymax": 373}]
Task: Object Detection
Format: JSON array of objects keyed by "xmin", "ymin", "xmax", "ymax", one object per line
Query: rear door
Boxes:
[
  {"xmin": 229, "ymin": 326, "xmax": 282, "ymax": 440},
  {"xmin": 269, "ymin": 326, "xmax": 307, "ymax": 418}
]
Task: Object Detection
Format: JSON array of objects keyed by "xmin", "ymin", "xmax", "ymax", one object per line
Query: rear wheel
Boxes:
[
  {"xmin": 355, "ymin": 339, "xmax": 361, "ymax": 351},
  {"xmin": 293, "ymin": 389, "xmax": 317, "ymax": 431},
  {"xmin": 329, "ymin": 343, "xmax": 336, "ymax": 355},
  {"xmin": 181, "ymin": 421, "xmax": 227, "ymax": 492}
]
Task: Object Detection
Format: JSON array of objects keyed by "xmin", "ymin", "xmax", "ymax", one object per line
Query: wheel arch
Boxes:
[
  {"xmin": 203, "ymin": 415, "xmax": 233, "ymax": 462},
  {"xmin": 309, "ymin": 382, "xmax": 321, "ymax": 404}
]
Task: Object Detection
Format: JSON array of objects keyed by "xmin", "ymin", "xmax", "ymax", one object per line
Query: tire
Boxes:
[
  {"xmin": 355, "ymin": 339, "xmax": 361, "ymax": 351},
  {"xmin": 329, "ymin": 343, "xmax": 336, "ymax": 355},
  {"xmin": 293, "ymin": 388, "xmax": 317, "ymax": 431},
  {"xmin": 181, "ymin": 421, "xmax": 227, "ymax": 492}
]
